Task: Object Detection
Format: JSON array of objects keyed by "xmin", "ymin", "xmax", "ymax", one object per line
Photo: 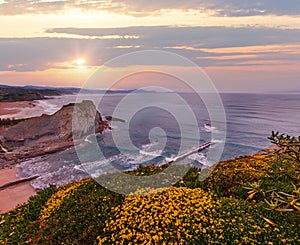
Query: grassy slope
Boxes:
[{"xmin": 0, "ymin": 154, "xmax": 299, "ymax": 244}]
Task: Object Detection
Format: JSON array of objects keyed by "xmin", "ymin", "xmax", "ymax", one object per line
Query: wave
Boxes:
[
  {"xmin": 203, "ymin": 124, "xmax": 219, "ymax": 132},
  {"xmin": 139, "ymin": 150, "xmax": 162, "ymax": 158},
  {"xmin": 211, "ymin": 139, "xmax": 225, "ymax": 146},
  {"xmin": 163, "ymin": 155, "xmax": 177, "ymax": 164},
  {"xmin": 37, "ymin": 100, "xmax": 61, "ymax": 115},
  {"xmin": 188, "ymin": 152, "xmax": 209, "ymax": 165},
  {"xmin": 84, "ymin": 135, "xmax": 93, "ymax": 144},
  {"xmin": 17, "ymin": 141, "xmax": 213, "ymax": 189},
  {"xmin": 30, "ymin": 165, "xmax": 88, "ymax": 190},
  {"xmin": 17, "ymin": 157, "xmax": 88, "ymax": 190},
  {"xmin": 139, "ymin": 142, "xmax": 162, "ymax": 158}
]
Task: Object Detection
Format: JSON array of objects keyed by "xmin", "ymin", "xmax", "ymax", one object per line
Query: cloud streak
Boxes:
[
  {"xmin": 0, "ymin": 26, "xmax": 300, "ymax": 72},
  {"xmin": 112, "ymin": 0, "xmax": 300, "ymax": 16},
  {"xmin": 0, "ymin": 0, "xmax": 300, "ymax": 17},
  {"xmin": 47, "ymin": 26, "xmax": 300, "ymax": 49}
]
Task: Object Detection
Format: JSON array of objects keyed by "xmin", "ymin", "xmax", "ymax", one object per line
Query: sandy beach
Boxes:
[
  {"xmin": 0, "ymin": 101, "xmax": 36, "ymax": 118},
  {"xmin": 0, "ymin": 167, "xmax": 36, "ymax": 214},
  {"xmin": 0, "ymin": 100, "xmax": 52, "ymax": 120}
]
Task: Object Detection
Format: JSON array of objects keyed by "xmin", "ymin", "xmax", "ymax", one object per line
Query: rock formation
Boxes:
[{"xmin": 0, "ymin": 100, "xmax": 109, "ymax": 168}]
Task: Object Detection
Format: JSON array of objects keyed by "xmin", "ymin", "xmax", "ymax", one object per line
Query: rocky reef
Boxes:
[{"xmin": 0, "ymin": 100, "xmax": 109, "ymax": 168}]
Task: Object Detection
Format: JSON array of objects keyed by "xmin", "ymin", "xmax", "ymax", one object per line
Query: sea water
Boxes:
[{"xmin": 16, "ymin": 93, "xmax": 300, "ymax": 189}]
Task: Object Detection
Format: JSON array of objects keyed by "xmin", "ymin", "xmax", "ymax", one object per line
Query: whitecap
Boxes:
[
  {"xmin": 84, "ymin": 136, "xmax": 93, "ymax": 144},
  {"xmin": 139, "ymin": 149, "xmax": 162, "ymax": 158},
  {"xmin": 37, "ymin": 100, "xmax": 60, "ymax": 115},
  {"xmin": 203, "ymin": 124, "xmax": 218, "ymax": 132},
  {"xmin": 188, "ymin": 152, "xmax": 209, "ymax": 166}
]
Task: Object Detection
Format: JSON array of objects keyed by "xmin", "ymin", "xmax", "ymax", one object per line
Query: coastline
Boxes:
[
  {"xmin": 0, "ymin": 144, "xmax": 276, "ymax": 214},
  {"xmin": 0, "ymin": 166, "xmax": 36, "ymax": 214},
  {"xmin": 0, "ymin": 101, "xmax": 37, "ymax": 119},
  {"xmin": 0, "ymin": 142, "xmax": 298, "ymax": 243}
]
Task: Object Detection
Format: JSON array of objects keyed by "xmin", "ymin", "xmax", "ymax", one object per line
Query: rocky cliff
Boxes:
[{"xmin": 0, "ymin": 100, "xmax": 109, "ymax": 168}]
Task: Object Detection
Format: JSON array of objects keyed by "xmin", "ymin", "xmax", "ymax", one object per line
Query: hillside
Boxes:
[
  {"xmin": 0, "ymin": 87, "xmax": 68, "ymax": 102},
  {"xmin": 0, "ymin": 85, "xmax": 155, "ymax": 100},
  {"xmin": 0, "ymin": 143, "xmax": 299, "ymax": 244}
]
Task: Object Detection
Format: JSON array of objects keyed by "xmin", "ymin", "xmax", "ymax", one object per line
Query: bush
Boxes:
[
  {"xmin": 30, "ymin": 179, "xmax": 124, "ymax": 244},
  {"xmin": 268, "ymin": 131, "xmax": 300, "ymax": 162},
  {"xmin": 200, "ymin": 155, "xmax": 272, "ymax": 197},
  {"xmin": 0, "ymin": 185, "xmax": 57, "ymax": 244},
  {"xmin": 1, "ymin": 131, "xmax": 299, "ymax": 244},
  {"xmin": 97, "ymin": 187, "xmax": 299, "ymax": 244}
]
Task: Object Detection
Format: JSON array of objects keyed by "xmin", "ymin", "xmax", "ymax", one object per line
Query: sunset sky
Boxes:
[{"xmin": 0, "ymin": 0, "xmax": 300, "ymax": 92}]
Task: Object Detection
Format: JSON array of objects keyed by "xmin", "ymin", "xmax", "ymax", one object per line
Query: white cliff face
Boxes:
[{"xmin": 72, "ymin": 100, "xmax": 104, "ymax": 141}]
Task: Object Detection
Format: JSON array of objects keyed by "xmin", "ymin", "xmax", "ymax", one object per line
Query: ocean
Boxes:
[{"xmin": 14, "ymin": 93, "xmax": 300, "ymax": 190}]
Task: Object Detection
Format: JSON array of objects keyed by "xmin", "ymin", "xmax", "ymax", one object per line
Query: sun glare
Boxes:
[{"xmin": 74, "ymin": 58, "xmax": 86, "ymax": 66}]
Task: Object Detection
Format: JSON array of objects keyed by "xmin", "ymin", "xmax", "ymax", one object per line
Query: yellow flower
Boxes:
[{"xmin": 39, "ymin": 179, "xmax": 88, "ymax": 221}]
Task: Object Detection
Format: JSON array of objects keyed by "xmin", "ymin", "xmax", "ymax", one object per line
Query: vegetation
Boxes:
[
  {"xmin": 0, "ymin": 87, "xmax": 63, "ymax": 102},
  {"xmin": 0, "ymin": 132, "xmax": 299, "ymax": 244},
  {"xmin": 0, "ymin": 118, "xmax": 23, "ymax": 127},
  {"xmin": 268, "ymin": 131, "xmax": 300, "ymax": 162}
]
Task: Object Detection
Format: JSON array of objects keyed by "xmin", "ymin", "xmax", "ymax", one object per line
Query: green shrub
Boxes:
[
  {"xmin": 0, "ymin": 185, "xmax": 57, "ymax": 244},
  {"xmin": 1, "ymin": 131, "xmax": 299, "ymax": 244},
  {"xmin": 31, "ymin": 179, "xmax": 124, "ymax": 245},
  {"xmin": 269, "ymin": 131, "xmax": 300, "ymax": 162}
]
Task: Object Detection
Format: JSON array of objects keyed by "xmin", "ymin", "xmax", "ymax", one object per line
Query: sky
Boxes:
[{"xmin": 0, "ymin": 0, "xmax": 300, "ymax": 92}]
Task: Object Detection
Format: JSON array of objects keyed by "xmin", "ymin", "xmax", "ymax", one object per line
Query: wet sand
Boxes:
[
  {"xmin": 0, "ymin": 167, "xmax": 36, "ymax": 214},
  {"xmin": 0, "ymin": 101, "xmax": 36, "ymax": 118},
  {"xmin": 0, "ymin": 101, "xmax": 50, "ymax": 120}
]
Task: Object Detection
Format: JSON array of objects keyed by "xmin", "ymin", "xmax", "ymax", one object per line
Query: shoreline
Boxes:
[
  {"xmin": 0, "ymin": 144, "xmax": 276, "ymax": 214},
  {"xmin": 0, "ymin": 101, "xmax": 37, "ymax": 119},
  {"xmin": 0, "ymin": 166, "xmax": 36, "ymax": 214}
]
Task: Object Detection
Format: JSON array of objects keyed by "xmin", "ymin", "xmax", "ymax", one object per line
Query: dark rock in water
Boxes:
[
  {"xmin": 204, "ymin": 123, "xmax": 211, "ymax": 129},
  {"xmin": 0, "ymin": 100, "xmax": 109, "ymax": 168},
  {"xmin": 105, "ymin": 116, "xmax": 126, "ymax": 123}
]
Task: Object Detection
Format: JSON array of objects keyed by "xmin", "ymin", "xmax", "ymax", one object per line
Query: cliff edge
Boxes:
[{"xmin": 0, "ymin": 100, "xmax": 109, "ymax": 168}]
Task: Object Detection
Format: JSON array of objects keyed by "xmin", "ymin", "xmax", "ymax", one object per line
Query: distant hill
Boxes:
[
  {"xmin": 0, "ymin": 86, "xmax": 68, "ymax": 102},
  {"xmin": 0, "ymin": 84, "xmax": 155, "ymax": 101},
  {"xmin": 54, "ymin": 87, "xmax": 154, "ymax": 94}
]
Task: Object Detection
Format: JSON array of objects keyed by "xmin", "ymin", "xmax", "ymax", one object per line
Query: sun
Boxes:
[{"xmin": 74, "ymin": 58, "xmax": 86, "ymax": 66}]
